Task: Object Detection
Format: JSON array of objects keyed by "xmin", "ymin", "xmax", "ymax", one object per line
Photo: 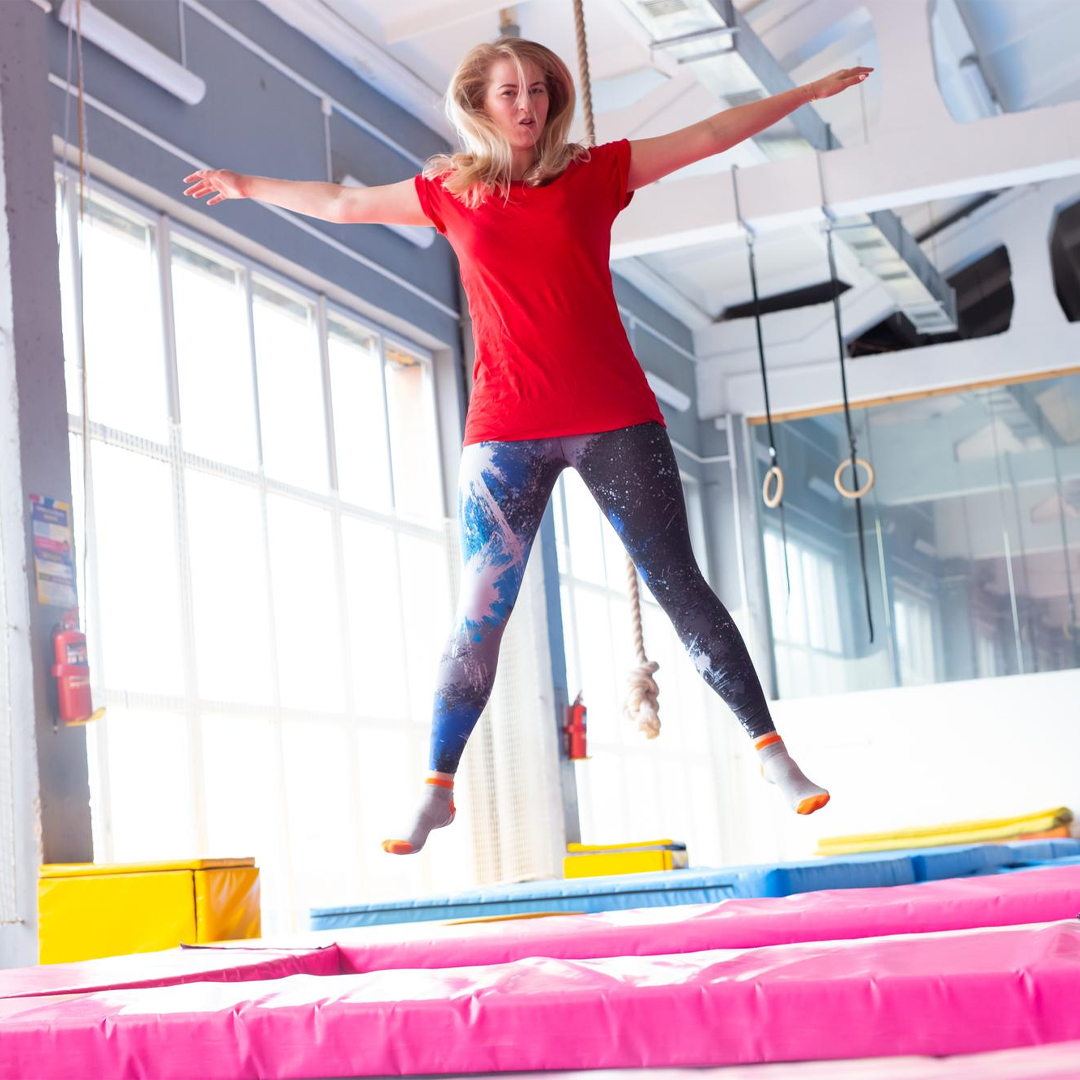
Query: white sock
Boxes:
[
  {"xmin": 381, "ymin": 779, "xmax": 455, "ymax": 854},
  {"xmin": 755, "ymin": 734, "xmax": 830, "ymax": 815}
]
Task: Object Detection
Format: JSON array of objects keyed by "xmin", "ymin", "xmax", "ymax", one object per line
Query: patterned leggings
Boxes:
[{"xmin": 428, "ymin": 420, "xmax": 774, "ymax": 773}]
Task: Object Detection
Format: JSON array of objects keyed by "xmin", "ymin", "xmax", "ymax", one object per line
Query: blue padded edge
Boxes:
[
  {"xmin": 311, "ymin": 853, "xmax": 917, "ymax": 929},
  {"xmin": 311, "ymin": 838, "xmax": 1080, "ymax": 929}
]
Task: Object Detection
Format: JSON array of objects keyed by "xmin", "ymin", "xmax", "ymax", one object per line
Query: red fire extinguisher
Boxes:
[
  {"xmin": 565, "ymin": 690, "xmax": 587, "ymax": 760},
  {"xmin": 51, "ymin": 608, "xmax": 105, "ymax": 727}
]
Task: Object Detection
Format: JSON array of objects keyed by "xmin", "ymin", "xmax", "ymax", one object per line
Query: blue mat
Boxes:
[{"xmin": 310, "ymin": 837, "xmax": 1080, "ymax": 929}]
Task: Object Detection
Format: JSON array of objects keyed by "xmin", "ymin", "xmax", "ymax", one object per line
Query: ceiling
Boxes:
[{"xmin": 256, "ymin": 0, "xmax": 1080, "ymax": 331}]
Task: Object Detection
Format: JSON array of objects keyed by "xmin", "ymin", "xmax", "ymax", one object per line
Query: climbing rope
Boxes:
[
  {"xmin": 623, "ymin": 557, "xmax": 662, "ymax": 739},
  {"xmin": 572, "ymin": 0, "xmax": 662, "ymax": 738}
]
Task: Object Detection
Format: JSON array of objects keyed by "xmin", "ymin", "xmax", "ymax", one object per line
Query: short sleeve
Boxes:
[
  {"xmin": 603, "ymin": 138, "xmax": 635, "ymax": 214},
  {"xmin": 414, "ymin": 173, "xmax": 448, "ymax": 235}
]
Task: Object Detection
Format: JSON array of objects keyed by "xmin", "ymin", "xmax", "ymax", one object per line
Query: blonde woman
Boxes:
[{"xmin": 184, "ymin": 39, "xmax": 871, "ymax": 855}]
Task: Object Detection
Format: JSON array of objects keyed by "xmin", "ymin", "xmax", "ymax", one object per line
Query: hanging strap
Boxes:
[
  {"xmin": 732, "ymin": 167, "xmax": 791, "ymax": 598},
  {"xmin": 825, "ymin": 225, "xmax": 875, "ymax": 643}
]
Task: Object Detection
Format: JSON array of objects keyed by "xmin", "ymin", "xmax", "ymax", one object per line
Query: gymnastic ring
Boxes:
[
  {"xmin": 833, "ymin": 458, "xmax": 875, "ymax": 500},
  {"xmin": 762, "ymin": 465, "xmax": 784, "ymax": 509}
]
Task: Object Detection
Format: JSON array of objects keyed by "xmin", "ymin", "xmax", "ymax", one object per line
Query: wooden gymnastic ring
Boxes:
[
  {"xmin": 833, "ymin": 458, "xmax": 875, "ymax": 500},
  {"xmin": 762, "ymin": 465, "xmax": 784, "ymax": 509}
]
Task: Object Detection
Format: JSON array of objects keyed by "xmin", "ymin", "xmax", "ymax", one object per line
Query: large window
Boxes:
[
  {"xmin": 763, "ymin": 531, "xmax": 845, "ymax": 698},
  {"xmin": 54, "ymin": 173, "xmax": 490, "ymax": 932},
  {"xmin": 554, "ymin": 468, "xmax": 736, "ymax": 866},
  {"xmin": 754, "ymin": 375, "xmax": 1080, "ymax": 698}
]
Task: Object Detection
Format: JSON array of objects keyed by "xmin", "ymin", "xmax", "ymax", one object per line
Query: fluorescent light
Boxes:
[
  {"xmin": 644, "ymin": 371, "xmax": 691, "ymax": 412},
  {"xmin": 339, "ymin": 174, "xmax": 435, "ymax": 249},
  {"xmin": 57, "ymin": 0, "xmax": 206, "ymax": 105}
]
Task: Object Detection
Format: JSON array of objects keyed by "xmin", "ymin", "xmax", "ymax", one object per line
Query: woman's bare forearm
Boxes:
[
  {"xmin": 706, "ymin": 85, "xmax": 814, "ymax": 156},
  {"xmin": 242, "ymin": 175, "xmax": 341, "ymax": 220}
]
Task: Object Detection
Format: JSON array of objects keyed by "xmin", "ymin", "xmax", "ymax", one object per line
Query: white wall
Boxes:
[{"xmin": 718, "ymin": 667, "xmax": 1080, "ymax": 865}]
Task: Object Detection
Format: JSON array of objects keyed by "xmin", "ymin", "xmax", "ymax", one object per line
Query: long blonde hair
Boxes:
[{"xmin": 423, "ymin": 38, "xmax": 589, "ymax": 208}]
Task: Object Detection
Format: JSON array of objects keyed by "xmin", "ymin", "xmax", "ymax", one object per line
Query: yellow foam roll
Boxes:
[
  {"xmin": 816, "ymin": 807, "xmax": 1072, "ymax": 857},
  {"xmin": 564, "ymin": 839, "xmax": 688, "ymax": 878}
]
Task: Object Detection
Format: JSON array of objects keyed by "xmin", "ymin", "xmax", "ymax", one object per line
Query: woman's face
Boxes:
[{"xmin": 482, "ymin": 57, "xmax": 550, "ymax": 152}]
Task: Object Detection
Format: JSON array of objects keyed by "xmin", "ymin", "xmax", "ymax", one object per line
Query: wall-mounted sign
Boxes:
[{"xmin": 30, "ymin": 495, "xmax": 77, "ymax": 608}]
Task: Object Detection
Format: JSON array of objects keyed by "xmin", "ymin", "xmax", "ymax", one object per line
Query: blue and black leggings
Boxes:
[{"xmin": 429, "ymin": 420, "xmax": 774, "ymax": 774}]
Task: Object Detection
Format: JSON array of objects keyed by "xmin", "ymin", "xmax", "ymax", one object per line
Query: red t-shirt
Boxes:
[{"xmin": 414, "ymin": 139, "xmax": 666, "ymax": 446}]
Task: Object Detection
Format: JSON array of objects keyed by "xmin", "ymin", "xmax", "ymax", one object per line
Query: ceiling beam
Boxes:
[
  {"xmin": 611, "ymin": 97, "xmax": 1080, "ymax": 260},
  {"xmin": 383, "ymin": 0, "xmax": 509, "ymax": 45}
]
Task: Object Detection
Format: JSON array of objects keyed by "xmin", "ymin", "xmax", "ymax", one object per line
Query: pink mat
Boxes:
[
  {"xmin": 171, "ymin": 862, "xmax": 1080, "ymax": 974},
  {"xmin": 3, "ymin": 921, "xmax": 1080, "ymax": 1078},
  {"xmin": 0, "ymin": 945, "xmax": 338, "ymax": 1000},
  {"xmin": 317, "ymin": 862, "xmax": 1080, "ymax": 972},
  {"xmin": 499, "ymin": 1039, "xmax": 1080, "ymax": 1078}
]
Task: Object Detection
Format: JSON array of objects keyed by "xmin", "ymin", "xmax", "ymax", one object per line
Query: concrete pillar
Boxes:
[{"xmin": 0, "ymin": 0, "xmax": 93, "ymax": 968}]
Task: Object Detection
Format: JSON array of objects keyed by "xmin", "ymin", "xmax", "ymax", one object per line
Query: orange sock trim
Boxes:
[
  {"xmin": 754, "ymin": 733, "xmax": 783, "ymax": 752},
  {"xmin": 797, "ymin": 793, "xmax": 830, "ymax": 815},
  {"xmin": 382, "ymin": 840, "xmax": 415, "ymax": 855},
  {"xmin": 425, "ymin": 777, "xmax": 454, "ymax": 790}
]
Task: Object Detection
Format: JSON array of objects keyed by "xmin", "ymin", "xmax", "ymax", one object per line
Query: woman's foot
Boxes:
[
  {"xmin": 755, "ymin": 733, "xmax": 830, "ymax": 815},
  {"xmin": 381, "ymin": 780, "xmax": 456, "ymax": 854}
]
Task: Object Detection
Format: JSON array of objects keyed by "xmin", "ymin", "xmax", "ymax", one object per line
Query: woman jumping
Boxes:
[{"xmin": 183, "ymin": 39, "xmax": 872, "ymax": 855}]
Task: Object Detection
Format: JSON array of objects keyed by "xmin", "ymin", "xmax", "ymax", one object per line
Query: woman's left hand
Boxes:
[{"xmin": 804, "ymin": 67, "xmax": 874, "ymax": 102}]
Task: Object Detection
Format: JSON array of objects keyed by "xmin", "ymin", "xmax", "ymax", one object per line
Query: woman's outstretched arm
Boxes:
[
  {"xmin": 626, "ymin": 66, "xmax": 873, "ymax": 191},
  {"xmin": 182, "ymin": 170, "xmax": 430, "ymax": 227}
]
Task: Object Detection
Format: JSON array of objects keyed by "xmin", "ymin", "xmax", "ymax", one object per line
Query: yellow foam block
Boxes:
[
  {"xmin": 38, "ymin": 857, "xmax": 260, "ymax": 965},
  {"xmin": 816, "ymin": 807, "xmax": 1073, "ymax": 857},
  {"xmin": 564, "ymin": 839, "xmax": 688, "ymax": 879}
]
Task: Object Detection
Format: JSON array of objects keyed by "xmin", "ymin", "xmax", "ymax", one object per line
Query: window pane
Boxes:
[
  {"xmin": 384, "ymin": 345, "xmax": 441, "ymax": 519},
  {"xmin": 397, "ymin": 530, "xmax": 454, "ymax": 726},
  {"xmin": 252, "ymin": 279, "xmax": 327, "ymax": 491},
  {"xmin": 91, "ymin": 442, "xmax": 185, "ymax": 696},
  {"xmin": 266, "ymin": 495, "xmax": 344, "ymax": 713},
  {"xmin": 173, "ymin": 240, "xmax": 259, "ymax": 470},
  {"xmin": 282, "ymin": 719, "xmax": 359, "ymax": 917},
  {"xmin": 79, "ymin": 196, "xmax": 168, "ymax": 440},
  {"xmin": 557, "ymin": 472, "xmax": 606, "ymax": 586},
  {"xmin": 98, "ymin": 708, "xmax": 195, "ymax": 860},
  {"xmin": 185, "ymin": 470, "xmax": 273, "ymax": 705},
  {"xmin": 341, "ymin": 518, "xmax": 408, "ymax": 720},
  {"xmin": 200, "ymin": 713, "xmax": 289, "ymax": 933},
  {"xmin": 56, "ymin": 182, "xmax": 84, "ymax": 421},
  {"xmin": 754, "ymin": 372, "xmax": 1080, "ymax": 696},
  {"xmin": 328, "ymin": 317, "xmax": 392, "ymax": 511}
]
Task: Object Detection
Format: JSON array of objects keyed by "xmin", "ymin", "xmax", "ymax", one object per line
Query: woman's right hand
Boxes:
[{"xmin": 182, "ymin": 169, "xmax": 247, "ymax": 206}]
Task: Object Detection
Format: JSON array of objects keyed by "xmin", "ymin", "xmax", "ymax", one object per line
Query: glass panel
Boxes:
[
  {"xmin": 172, "ymin": 240, "xmax": 259, "ymax": 470},
  {"xmin": 328, "ymin": 317, "xmax": 393, "ymax": 511},
  {"xmin": 56, "ymin": 182, "xmax": 84, "ymax": 421},
  {"xmin": 252, "ymin": 279, "xmax": 328, "ymax": 491},
  {"xmin": 78, "ymin": 195, "xmax": 168, "ymax": 440},
  {"xmin": 384, "ymin": 345, "xmax": 441, "ymax": 520},
  {"xmin": 397, "ymin": 530, "xmax": 454, "ymax": 726},
  {"xmin": 557, "ymin": 472, "xmax": 606, "ymax": 587},
  {"xmin": 102, "ymin": 707, "xmax": 196, "ymax": 860},
  {"xmin": 90, "ymin": 442, "xmax": 185, "ymax": 696},
  {"xmin": 755, "ymin": 373, "xmax": 1080, "ymax": 696},
  {"xmin": 340, "ymin": 517, "xmax": 409, "ymax": 721},
  {"xmin": 185, "ymin": 470, "xmax": 273, "ymax": 705},
  {"xmin": 265, "ymin": 495, "xmax": 344, "ymax": 714},
  {"xmin": 281, "ymin": 719, "xmax": 359, "ymax": 918},
  {"xmin": 200, "ymin": 712, "xmax": 289, "ymax": 934}
]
